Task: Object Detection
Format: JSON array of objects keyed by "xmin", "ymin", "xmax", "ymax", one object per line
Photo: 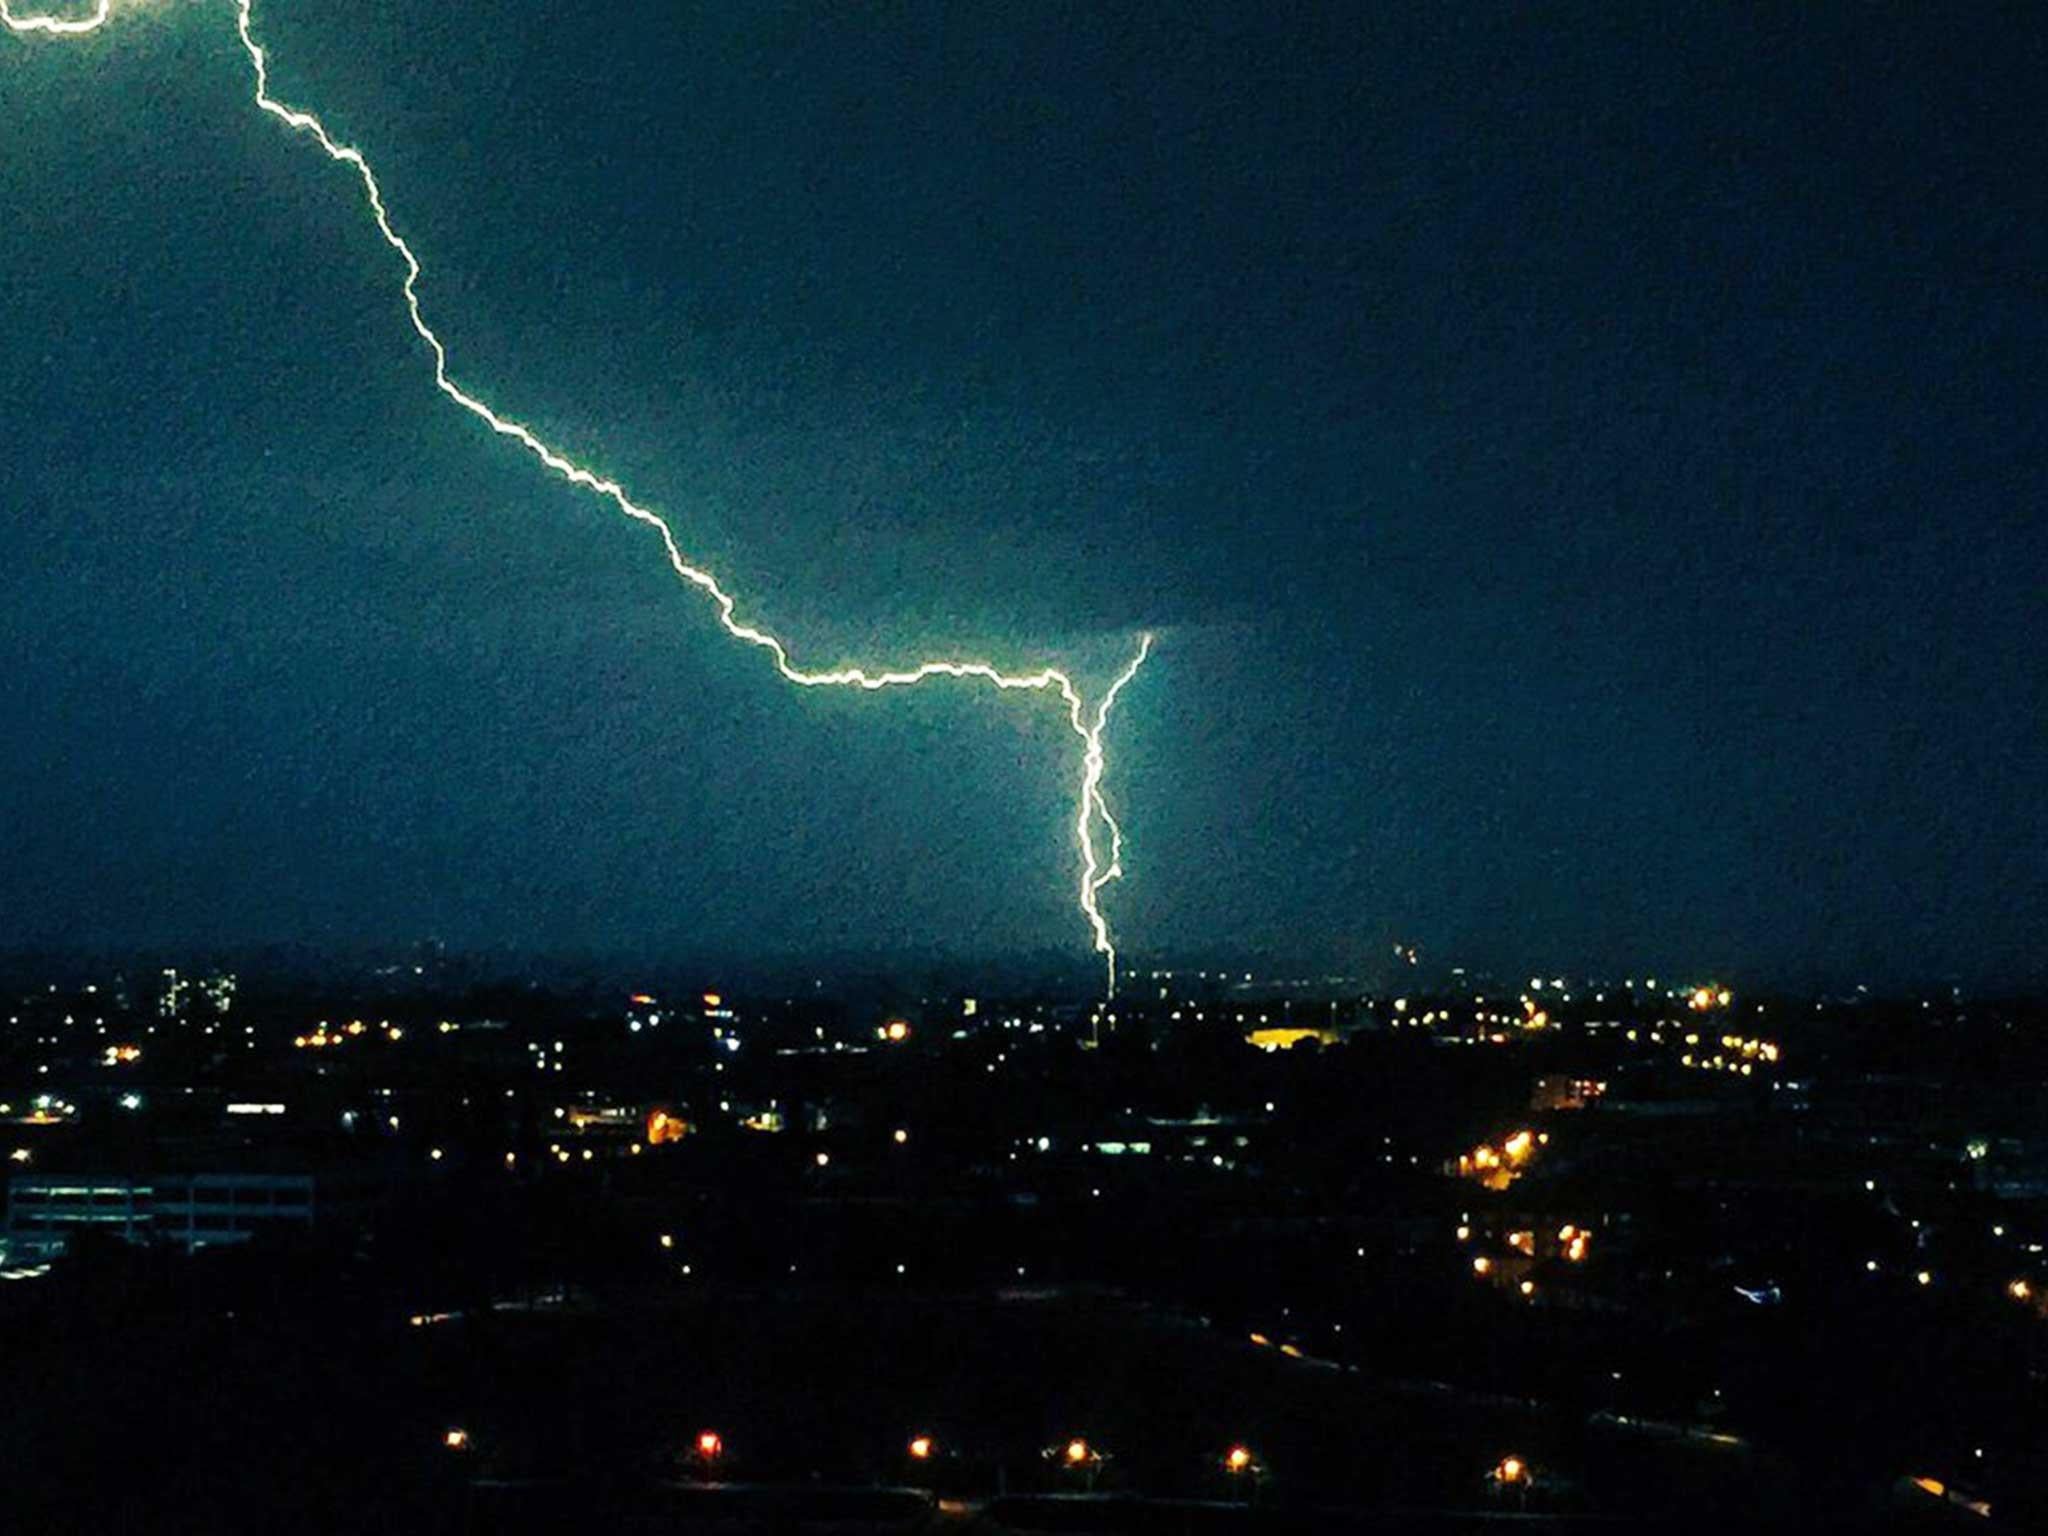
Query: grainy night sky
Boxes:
[{"xmin": 2, "ymin": 1, "xmax": 2042, "ymax": 986}]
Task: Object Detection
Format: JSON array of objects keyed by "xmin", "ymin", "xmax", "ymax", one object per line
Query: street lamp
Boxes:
[
  {"xmin": 693, "ymin": 1430, "xmax": 724, "ymax": 1477},
  {"xmin": 1047, "ymin": 1437, "xmax": 1107, "ymax": 1489},
  {"xmin": 1491, "ymin": 1454, "xmax": 1533, "ymax": 1508},
  {"xmin": 1222, "ymin": 1443, "xmax": 1266, "ymax": 1501},
  {"xmin": 908, "ymin": 1434, "xmax": 935, "ymax": 1462}
]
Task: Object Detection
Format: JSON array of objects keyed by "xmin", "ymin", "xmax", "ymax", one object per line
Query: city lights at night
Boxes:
[{"xmin": 3, "ymin": 0, "xmax": 2045, "ymax": 1531}]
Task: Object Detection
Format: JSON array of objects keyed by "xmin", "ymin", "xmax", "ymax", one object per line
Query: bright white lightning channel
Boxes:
[{"xmin": 4, "ymin": 0, "xmax": 1154, "ymax": 994}]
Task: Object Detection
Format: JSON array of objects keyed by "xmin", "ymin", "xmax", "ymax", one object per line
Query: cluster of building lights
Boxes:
[
  {"xmin": 1678, "ymin": 1033, "xmax": 1781, "ymax": 1075},
  {"xmin": 1453, "ymin": 1128, "xmax": 1547, "ymax": 1190},
  {"xmin": 1459, "ymin": 1213, "xmax": 1590, "ymax": 1301},
  {"xmin": 293, "ymin": 1020, "xmax": 404, "ymax": 1049},
  {"xmin": 4, "ymin": 1095, "xmax": 76, "ymax": 1125}
]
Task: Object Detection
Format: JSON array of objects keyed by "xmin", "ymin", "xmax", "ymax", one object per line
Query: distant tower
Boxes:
[{"xmin": 157, "ymin": 968, "xmax": 189, "ymax": 1020}]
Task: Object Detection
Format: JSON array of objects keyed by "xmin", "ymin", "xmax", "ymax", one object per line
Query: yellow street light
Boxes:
[{"xmin": 443, "ymin": 1428, "xmax": 470, "ymax": 1451}]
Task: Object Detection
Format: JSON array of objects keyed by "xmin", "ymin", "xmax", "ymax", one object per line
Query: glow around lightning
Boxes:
[{"xmin": 3, "ymin": 0, "xmax": 1152, "ymax": 993}]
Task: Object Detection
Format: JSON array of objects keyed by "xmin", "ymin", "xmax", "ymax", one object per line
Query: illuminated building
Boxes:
[
  {"xmin": 157, "ymin": 967, "xmax": 188, "ymax": 1020},
  {"xmin": 1529, "ymin": 1075, "xmax": 1608, "ymax": 1112},
  {"xmin": 3, "ymin": 1171, "xmax": 315, "ymax": 1261}
]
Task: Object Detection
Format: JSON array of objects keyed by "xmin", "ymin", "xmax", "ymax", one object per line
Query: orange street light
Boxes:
[
  {"xmin": 696, "ymin": 1431, "xmax": 724, "ymax": 1462},
  {"xmin": 908, "ymin": 1435, "xmax": 935, "ymax": 1461},
  {"xmin": 443, "ymin": 1428, "xmax": 470, "ymax": 1451},
  {"xmin": 1046, "ymin": 1436, "xmax": 1107, "ymax": 1488}
]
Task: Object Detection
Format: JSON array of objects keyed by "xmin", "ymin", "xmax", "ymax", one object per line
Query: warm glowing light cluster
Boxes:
[
  {"xmin": 1246, "ymin": 1025, "xmax": 1341, "ymax": 1052},
  {"xmin": 1467, "ymin": 1218, "xmax": 1590, "ymax": 1288},
  {"xmin": 293, "ymin": 1018, "xmax": 402, "ymax": 1049},
  {"xmin": 1, "ymin": 0, "xmax": 1154, "ymax": 994},
  {"xmin": 1679, "ymin": 1032, "xmax": 1778, "ymax": 1075},
  {"xmin": 646, "ymin": 1108, "xmax": 691, "ymax": 1145},
  {"xmin": 1454, "ymin": 1127, "xmax": 1547, "ymax": 1190}
]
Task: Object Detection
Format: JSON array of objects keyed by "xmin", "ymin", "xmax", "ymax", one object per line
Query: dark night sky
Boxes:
[{"xmin": 2, "ymin": 1, "xmax": 2043, "ymax": 987}]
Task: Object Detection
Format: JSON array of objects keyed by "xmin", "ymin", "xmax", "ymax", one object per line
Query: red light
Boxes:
[{"xmin": 697, "ymin": 1431, "xmax": 723, "ymax": 1459}]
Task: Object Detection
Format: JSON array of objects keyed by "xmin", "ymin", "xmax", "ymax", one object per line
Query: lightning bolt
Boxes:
[
  {"xmin": 4, "ymin": 0, "xmax": 1153, "ymax": 994},
  {"xmin": 0, "ymin": 0, "xmax": 102, "ymax": 33}
]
